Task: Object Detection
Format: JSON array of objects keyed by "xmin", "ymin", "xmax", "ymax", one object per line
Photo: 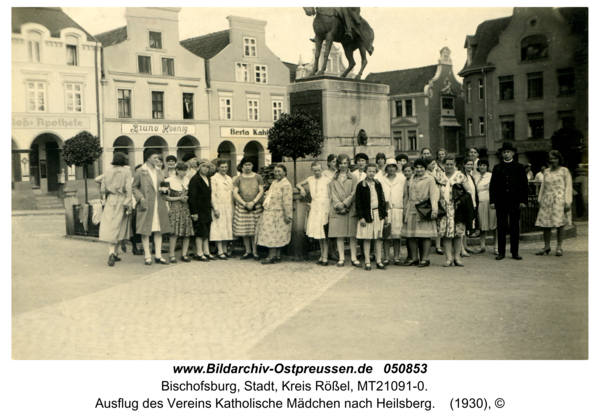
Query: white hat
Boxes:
[{"xmin": 383, "ymin": 157, "xmax": 398, "ymax": 173}]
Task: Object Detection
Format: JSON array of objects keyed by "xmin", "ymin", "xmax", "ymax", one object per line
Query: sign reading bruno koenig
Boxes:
[
  {"xmin": 121, "ymin": 124, "xmax": 195, "ymax": 135},
  {"xmin": 220, "ymin": 127, "xmax": 269, "ymax": 137}
]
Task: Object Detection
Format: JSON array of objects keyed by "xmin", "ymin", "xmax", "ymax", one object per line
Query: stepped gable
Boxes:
[{"xmin": 12, "ymin": 7, "xmax": 96, "ymax": 42}]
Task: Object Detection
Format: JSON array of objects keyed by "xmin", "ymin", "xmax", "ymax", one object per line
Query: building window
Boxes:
[
  {"xmin": 219, "ymin": 97, "xmax": 232, "ymax": 120},
  {"xmin": 405, "ymin": 99, "xmax": 413, "ymax": 116},
  {"xmin": 235, "ymin": 63, "xmax": 249, "ymax": 82},
  {"xmin": 183, "ymin": 93, "xmax": 194, "ymax": 120},
  {"xmin": 527, "ymin": 72, "xmax": 543, "ymax": 99},
  {"xmin": 557, "ymin": 68, "xmax": 575, "ymax": 96},
  {"xmin": 27, "ymin": 82, "xmax": 46, "ymax": 112},
  {"xmin": 407, "ymin": 130, "xmax": 417, "ymax": 151},
  {"xmin": 528, "ymin": 113, "xmax": 544, "ymax": 139},
  {"xmin": 118, "ymin": 89, "xmax": 131, "ymax": 118},
  {"xmin": 27, "ymin": 31, "xmax": 41, "ymax": 62},
  {"xmin": 467, "ymin": 119, "xmax": 473, "ymax": 136},
  {"xmin": 558, "ymin": 111, "xmax": 575, "ymax": 129},
  {"xmin": 149, "ymin": 32, "xmax": 162, "ymax": 49},
  {"xmin": 466, "ymin": 81, "xmax": 471, "ymax": 103},
  {"xmin": 247, "ymin": 99, "xmax": 259, "ymax": 121},
  {"xmin": 500, "ymin": 115, "xmax": 515, "ymax": 140},
  {"xmin": 442, "ymin": 97, "xmax": 454, "ymax": 110},
  {"xmin": 393, "ymin": 131, "xmax": 402, "ymax": 150},
  {"xmin": 272, "ymin": 100, "xmax": 283, "ymax": 121},
  {"xmin": 152, "ymin": 92, "xmax": 164, "ymax": 119},
  {"xmin": 255, "ymin": 65, "xmax": 267, "ymax": 84},
  {"xmin": 162, "ymin": 58, "xmax": 174, "ymax": 76},
  {"xmin": 479, "ymin": 117, "xmax": 485, "ymax": 135},
  {"xmin": 478, "ymin": 79, "xmax": 484, "ymax": 100},
  {"xmin": 66, "ymin": 45, "xmax": 78, "ymax": 66},
  {"xmin": 499, "ymin": 76, "xmax": 514, "ymax": 101},
  {"xmin": 244, "ymin": 37, "xmax": 257, "ymax": 57},
  {"xmin": 521, "ymin": 34, "xmax": 549, "ymax": 61},
  {"xmin": 395, "ymin": 100, "xmax": 403, "ymax": 117},
  {"xmin": 138, "ymin": 56, "xmax": 152, "ymax": 74},
  {"xmin": 65, "ymin": 83, "xmax": 82, "ymax": 113}
]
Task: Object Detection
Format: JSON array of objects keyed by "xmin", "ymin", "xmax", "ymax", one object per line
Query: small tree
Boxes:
[
  {"xmin": 267, "ymin": 111, "xmax": 324, "ymax": 186},
  {"xmin": 62, "ymin": 131, "xmax": 103, "ymax": 204},
  {"xmin": 550, "ymin": 126, "xmax": 584, "ymax": 172}
]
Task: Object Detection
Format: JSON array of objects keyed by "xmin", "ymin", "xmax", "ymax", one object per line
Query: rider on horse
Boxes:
[{"xmin": 338, "ymin": 7, "xmax": 365, "ymax": 42}]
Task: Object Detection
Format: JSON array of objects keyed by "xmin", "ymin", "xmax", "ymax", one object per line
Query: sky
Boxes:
[{"xmin": 61, "ymin": 6, "xmax": 515, "ymax": 79}]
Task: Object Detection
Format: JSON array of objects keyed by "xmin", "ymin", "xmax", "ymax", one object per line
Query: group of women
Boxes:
[
  {"xmin": 99, "ymin": 149, "xmax": 293, "ymax": 266},
  {"xmin": 98, "ymin": 147, "xmax": 573, "ymax": 268}
]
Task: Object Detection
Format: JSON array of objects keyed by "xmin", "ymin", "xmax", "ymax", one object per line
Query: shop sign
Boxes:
[
  {"xmin": 121, "ymin": 124, "xmax": 195, "ymax": 135},
  {"xmin": 220, "ymin": 127, "xmax": 270, "ymax": 138},
  {"xmin": 12, "ymin": 116, "xmax": 90, "ymax": 129}
]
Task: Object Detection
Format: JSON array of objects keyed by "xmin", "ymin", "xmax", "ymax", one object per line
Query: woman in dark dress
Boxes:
[{"xmin": 187, "ymin": 158, "xmax": 216, "ymax": 261}]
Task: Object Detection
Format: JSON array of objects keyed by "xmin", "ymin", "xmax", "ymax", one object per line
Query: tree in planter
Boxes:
[
  {"xmin": 62, "ymin": 131, "xmax": 103, "ymax": 204},
  {"xmin": 267, "ymin": 111, "xmax": 324, "ymax": 186},
  {"xmin": 550, "ymin": 127, "xmax": 585, "ymax": 172}
]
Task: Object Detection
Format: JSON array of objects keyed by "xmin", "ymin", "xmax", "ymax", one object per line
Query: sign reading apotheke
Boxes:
[
  {"xmin": 121, "ymin": 124, "xmax": 195, "ymax": 135},
  {"xmin": 220, "ymin": 127, "xmax": 270, "ymax": 137},
  {"xmin": 12, "ymin": 116, "xmax": 90, "ymax": 129}
]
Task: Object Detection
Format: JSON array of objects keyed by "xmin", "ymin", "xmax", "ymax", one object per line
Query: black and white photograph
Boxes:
[{"xmin": 7, "ymin": 3, "xmax": 594, "ymax": 416}]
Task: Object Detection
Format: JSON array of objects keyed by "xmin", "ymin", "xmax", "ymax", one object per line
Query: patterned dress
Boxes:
[
  {"xmin": 167, "ymin": 187, "xmax": 194, "ymax": 237},
  {"xmin": 255, "ymin": 177, "xmax": 293, "ymax": 247},
  {"xmin": 535, "ymin": 167, "xmax": 572, "ymax": 228},
  {"xmin": 437, "ymin": 171, "xmax": 468, "ymax": 238}
]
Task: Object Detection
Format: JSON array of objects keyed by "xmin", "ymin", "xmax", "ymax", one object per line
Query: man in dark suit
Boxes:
[{"xmin": 489, "ymin": 142, "xmax": 529, "ymax": 260}]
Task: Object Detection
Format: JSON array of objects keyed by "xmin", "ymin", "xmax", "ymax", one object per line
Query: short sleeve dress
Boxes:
[
  {"xmin": 232, "ymin": 173, "xmax": 264, "ymax": 237},
  {"xmin": 255, "ymin": 177, "xmax": 293, "ymax": 247},
  {"xmin": 167, "ymin": 183, "xmax": 194, "ymax": 237},
  {"xmin": 305, "ymin": 175, "xmax": 331, "ymax": 239},
  {"xmin": 535, "ymin": 167, "xmax": 572, "ymax": 228},
  {"xmin": 437, "ymin": 171, "xmax": 468, "ymax": 238}
]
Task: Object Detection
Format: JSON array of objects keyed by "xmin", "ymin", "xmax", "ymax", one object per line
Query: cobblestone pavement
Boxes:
[{"xmin": 12, "ymin": 215, "xmax": 588, "ymax": 360}]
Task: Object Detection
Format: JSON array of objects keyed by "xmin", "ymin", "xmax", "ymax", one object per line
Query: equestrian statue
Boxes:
[{"xmin": 303, "ymin": 7, "xmax": 375, "ymax": 80}]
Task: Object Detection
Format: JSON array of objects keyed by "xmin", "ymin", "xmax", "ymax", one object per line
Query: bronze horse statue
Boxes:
[{"xmin": 303, "ymin": 7, "xmax": 374, "ymax": 80}]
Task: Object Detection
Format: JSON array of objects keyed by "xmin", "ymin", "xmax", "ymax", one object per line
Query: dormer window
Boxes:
[
  {"xmin": 27, "ymin": 31, "xmax": 41, "ymax": 63},
  {"xmin": 149, "ymin": 31, "xmax": 162, "ymax": 49},
  {"xmin": 521, "ymin": 35, "xmax": 548, "ymax": 62},
  {"xmin": 66, "ymin": 35, "xmax": 78, "ymax": 66}
]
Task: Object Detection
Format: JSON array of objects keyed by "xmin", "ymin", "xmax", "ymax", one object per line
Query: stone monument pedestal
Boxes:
[{"xmin": 289, "ymin": 75, "xmax": 392, "ymax": 181}]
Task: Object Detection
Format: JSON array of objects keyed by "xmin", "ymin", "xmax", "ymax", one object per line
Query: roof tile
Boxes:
[
  {"xmin": 12, "ymin": 7, "xmax": 96, "ymax": 42},
  {"xmin": 180, "ymin": 30, "xmax": 230, "ymax": 60},
  {"xmin": 95, "ymin": 26, "xmax": 127, "ymax": 47},
  {"xmin": 365, "ymin": 65, "xmax": 438, "ymax": 95}
]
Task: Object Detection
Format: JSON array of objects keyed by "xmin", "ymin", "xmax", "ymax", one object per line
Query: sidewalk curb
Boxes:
[{"xmin": 12, "ymin": 209, "xmax": 65, "ymax": 217}]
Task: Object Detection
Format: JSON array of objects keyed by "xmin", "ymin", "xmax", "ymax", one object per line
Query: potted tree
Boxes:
[
  {"xmin": 62, "ymin": 131, "xmax": 103, "ymax": 204},
  {"xmin": 267, "ymin": 111, "xmax": 324, "ymax": 186}
]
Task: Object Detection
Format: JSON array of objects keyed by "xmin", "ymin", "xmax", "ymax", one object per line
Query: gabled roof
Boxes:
[
  {"xmin": 95, "ymin": 26, "xmax": 127, "ymax": 48},
  {"xmin": 281, "ymin": 61, "xmax": 298, "ymax": 83},
  {"xmin": 364, "ymin": 65, "xmax": 438, "ymax": 95},
  {"xmin": 180, "ymin": 30, "xmax": 230, "ymax": 60},
  {"xmin": 12, "ymin": 7, "xmax": 96, "ymax": 42},
  {"xmin": 458, "ymin": 16, "xmax": 512, "ymax": 75}
]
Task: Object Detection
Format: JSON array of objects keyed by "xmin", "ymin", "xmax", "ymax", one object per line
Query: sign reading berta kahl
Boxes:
[
  {"xmin": 221, "ymin": 127, "xmax": 269, "ymax": 137},
  {"xmin": 121, "ymin": 124, "xmax": 195, "ymax": 135}
]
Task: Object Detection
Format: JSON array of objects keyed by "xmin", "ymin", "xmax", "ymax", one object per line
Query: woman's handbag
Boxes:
[
  {"xmin": 415, "ymin": 199, "xmax": 446, "ymax": 220},
  {"xmin": 382, "ymin": 222, "xmax": 392, "ymax": 239}
]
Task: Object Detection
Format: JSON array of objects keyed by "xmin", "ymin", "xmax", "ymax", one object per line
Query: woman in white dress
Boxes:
[
  {"xmin": 297, "ymin": 162, "xmax": 331, "ymax": 266},
  {"xmin": 474, "ymin": 159, "xmax": 498, "ymax": 254},
  {"xmin": 210, "ymin": 159, "xmax": 234, "ymax": 259},
  {"xmin": 380, "ymin": 158, "xmax": 405, "ymax": 265}
]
